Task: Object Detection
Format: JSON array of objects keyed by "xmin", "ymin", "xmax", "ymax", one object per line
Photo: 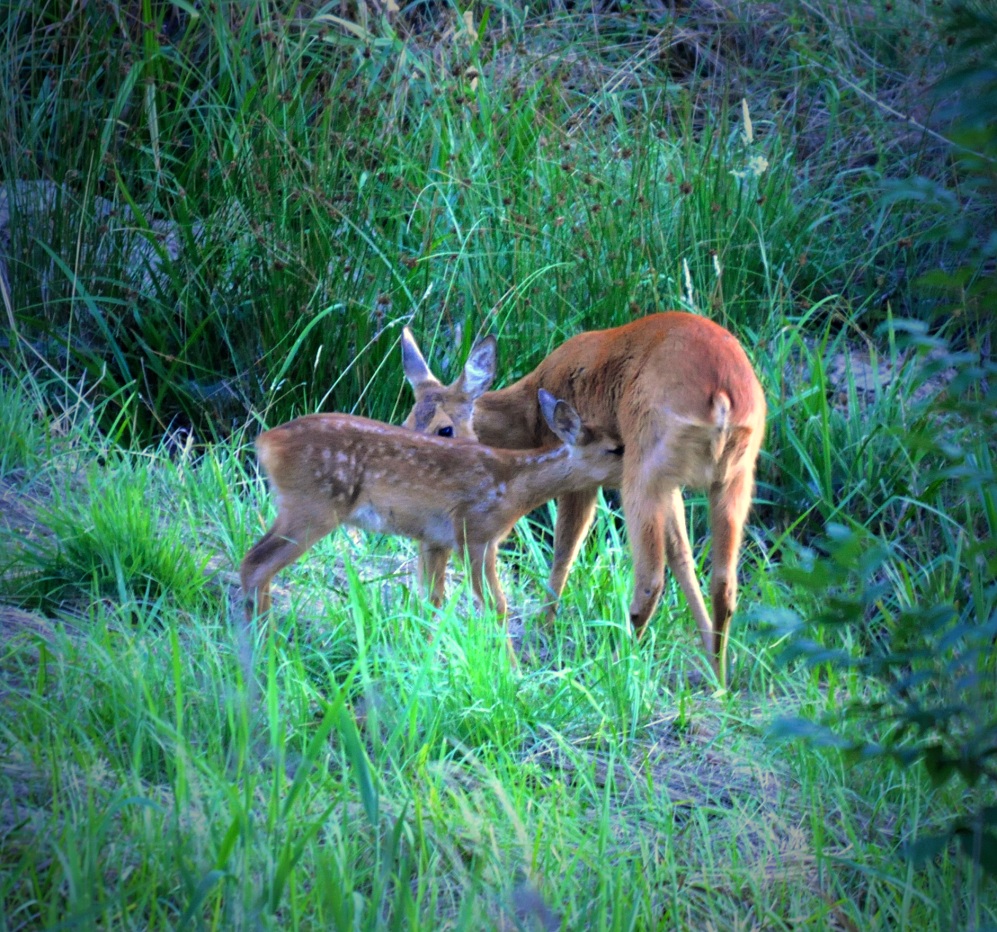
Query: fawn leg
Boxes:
[
  {"xmin": 469, "ymin": 540, "xmax": 508, "ymax": 618},
  {"xmin": 239, "ymin": 506, "xmax": 337, "ymax": 624},
  {"xmin": 418, "ymin": 543, "xmax": 451, "ymax": 607}
]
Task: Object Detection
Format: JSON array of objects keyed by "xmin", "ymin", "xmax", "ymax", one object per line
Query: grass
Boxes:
[
  {"xmin": 3, "ymin": 0, "xmax": 982, "ymax": 441},
  {"xmin": 3, "ymin": 456, "xmax": 214, "ymax": 614},
  {"xmin": 2, "ymin": 0, "xmax": 996, "ymax": 928},
  {"xmin": 1, "ymin": 332, "xmax": 995, "ymax": 929}
]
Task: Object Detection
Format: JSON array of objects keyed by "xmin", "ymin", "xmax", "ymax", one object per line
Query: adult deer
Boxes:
[
  {"xmin": 240, "ymin": 390, "xmax": 623, "ymax": 644},
  {"xmin": 401, "ymin": 312, "xmax": 766, "ymax": 684}
]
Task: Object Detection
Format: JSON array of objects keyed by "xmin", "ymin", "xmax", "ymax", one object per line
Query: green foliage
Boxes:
[
  {"xmin": 2, "ymin": 455, "xmax": 212, "ymax": 613},
  {"xmin": 755, "ymin": 309, "xmax": 940, "ymax": 544},
  {"xmin": 880, "ymin": 1, "xmax": 997, "ymax": 340},
  {"xmin": 1, "ymin": 0, "xmax": 952, "ymax": 443},
  {"xmin": 4, "ymin": 1, "xmax": 997, "ymax": 928},
  {"xmin": 2, "ymin": 356, "xmax": 995, "ymax": 926},
  {"xmin": 765, "ymin": 338, "xmax": 997, "ymax": 885}
]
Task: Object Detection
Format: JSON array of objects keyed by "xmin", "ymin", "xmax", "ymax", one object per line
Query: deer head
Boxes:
[{"xmin": 400, "ymin": 326, "xmax": 496, "ymax": 439}]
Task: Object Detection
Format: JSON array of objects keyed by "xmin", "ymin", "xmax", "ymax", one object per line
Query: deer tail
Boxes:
[{"xmin": 709, "ymin": 391, "xmax": 732, "ymax": 462}]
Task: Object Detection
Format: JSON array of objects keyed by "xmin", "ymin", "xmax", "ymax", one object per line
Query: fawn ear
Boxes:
[
  {"xmin": 460, "ymin": 334, "xmax": 497, "ymax": 398},
  {"xmin": 401, "ymin": 327, "xmax": 438, "ymax": 390},
  {"xmin": 538, "ymin": 389, "xmax": 582, "ymax": 445}
]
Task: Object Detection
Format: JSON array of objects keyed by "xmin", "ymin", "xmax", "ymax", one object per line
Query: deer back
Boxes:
[{"xmin": 411, "ymin": 313, "xmax": 765, "ymax": 489}]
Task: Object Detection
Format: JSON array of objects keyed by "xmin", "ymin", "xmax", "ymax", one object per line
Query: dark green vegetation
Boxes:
[{"xmin": 1, "ymin": 1, "xmax": 995, "ymax": 929}]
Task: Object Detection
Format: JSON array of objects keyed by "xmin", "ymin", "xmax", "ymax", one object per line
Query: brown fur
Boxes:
[
  {"xmin": 239, "ymin": 393, "xmax": 623, "ymax": 649},
  {"xmin": 401, "ymin": 312, "xmax": 766, "ymax": 684}
]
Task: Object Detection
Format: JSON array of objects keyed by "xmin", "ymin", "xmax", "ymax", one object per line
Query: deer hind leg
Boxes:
[
  {"xmin": 708, "ymin": 467, "xmax": 754, "ymax": 685},
  {"xmin": 418, "ymin": 543, "xmax": 451, "ymax": 608},
  {"xmin": 240, "ymin": 504, "xmax": 338, "ymax": 624},
  {"xmin": 545, "ymin": 489, "xmax": 599, "ymax": 621},
  {"xmin": 621, "ymin": 465, "xmax": 668, "ymax": 637},
  {"xmin": 661, "ymin": 487, "xmax": 714, "ymax": 667},
  {"xmin": 483, "ymin": 541, "xmax": 508, "ymax": 619}
]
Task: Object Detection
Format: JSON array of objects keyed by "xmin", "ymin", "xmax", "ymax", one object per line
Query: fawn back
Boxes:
[{"xmin": 240, "ymin": 390, "xmax": 623, "ymax": 625}]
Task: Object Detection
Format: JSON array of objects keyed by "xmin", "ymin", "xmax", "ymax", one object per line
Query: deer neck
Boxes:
[
  {"xmin": 498, "ymin": 444, "xmax": 580, "ymax": 514},
  {"xmin": 472, "ymin": 380, "xmax": 544, "ymax": 449}
]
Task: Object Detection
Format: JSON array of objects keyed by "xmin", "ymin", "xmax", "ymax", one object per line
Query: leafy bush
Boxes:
[
  {"xmin": 765, "ymin": 335, "xmax": 997, "ymax": 884},
  {"xmin": 4, "ymin": 0, "xmax": 937, "ymax": 443},
  {"xmin": 880, "ymin": 1, "xmax": 997, "ymax": 342}
]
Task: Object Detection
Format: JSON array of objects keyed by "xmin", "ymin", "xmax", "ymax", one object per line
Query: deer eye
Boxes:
[{"xmin": 437, "ymin": 425, "xmax": 454, "ymax": 438}]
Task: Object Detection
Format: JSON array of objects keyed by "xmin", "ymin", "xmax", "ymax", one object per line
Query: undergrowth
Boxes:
[
  {"xmin": 2, "ymin": 0, "xmax": 983, "ymax": 442},
  {"xmin": 1, "ymin": 313, "xmax": 994, "ymax": 929}
]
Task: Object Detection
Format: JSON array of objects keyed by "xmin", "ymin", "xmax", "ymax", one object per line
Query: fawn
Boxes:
[
  {"xmin": 401, "ymin": 313, "xmax": 766, "ymax": 684},
  {"xmin": 240, "ymin": 390, "xmax": 623, "ymax": 635}
]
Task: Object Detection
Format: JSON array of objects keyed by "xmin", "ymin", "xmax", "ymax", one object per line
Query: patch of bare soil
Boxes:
[
  {"xmin": 823, "ymin": 344, "xmax": 957, "ymax": 408},
  {"xmin": 0, "ymin": 473, "xmax": 50, "ymax": 540},
  {"xmin": 0, "ymin": 603, "xmax": 56, "ymax": 649},
  {"xmin": 414, "ymin": 704, "xmax": 858, "ymax": 928},
  {"xmin": 782, "ymin": 337, "xmax": 959, "ymax": 418},
  {"xmin": 0, "ymin": 604, "xmax": 62, "ymax": 714},
  {"xmin": 523, "ymin": 715, "xmax": 860, "ymax": 927},
  {"xmin": 0, "ymin": 475, "xmax": 71, "ymax": 866}
]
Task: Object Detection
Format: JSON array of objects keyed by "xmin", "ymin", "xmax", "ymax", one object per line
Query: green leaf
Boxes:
[{"xmin": 338, "ymin": 704, "xmax": 379, "ymax": 830}]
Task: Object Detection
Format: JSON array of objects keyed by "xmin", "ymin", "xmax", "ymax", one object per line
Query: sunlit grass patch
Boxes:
[{"xmin": 2, "ymin": 456, "xmax": 213, "ymax": 615}]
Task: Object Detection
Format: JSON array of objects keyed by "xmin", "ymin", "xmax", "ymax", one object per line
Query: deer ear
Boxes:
[
  {"xmin": 401, "ymin": 327, "xmax": 437, "ymax": 390},
  {"xmin": 461, "ymin": 334, "xmax": 497, "ymax": 398},
  {"xmin": 538, "ymin": 389, "xmax": 582, "ymax": 445}
]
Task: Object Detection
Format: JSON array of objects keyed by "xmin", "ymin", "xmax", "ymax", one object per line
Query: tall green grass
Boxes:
[
  {"xmin": 1, "ymin": 0, "xmax": 969, "ymax": 442},
  {"xmin": 2, "ymin": 317, "xmax": 995, "ymax": 928}
]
